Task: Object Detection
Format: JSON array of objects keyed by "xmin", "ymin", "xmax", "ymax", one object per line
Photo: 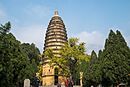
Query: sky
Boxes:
[{"xmin": 0, "ymin": 0, "xmax": 130, "ymax": 54}]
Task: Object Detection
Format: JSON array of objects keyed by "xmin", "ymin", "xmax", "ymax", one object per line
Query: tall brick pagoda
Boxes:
[{"xmin": 42, "ymin": 11, "xmax": 68, "ymax": 86}]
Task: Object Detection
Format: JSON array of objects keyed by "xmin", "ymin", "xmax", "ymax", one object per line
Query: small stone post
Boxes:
[
  {"xmin": 24, "ymin": 79, "xmax": 30, "ymax": 87},
  {"xmin": 80, "ymin": 72, "xmax": 83, "ymax": 87}
]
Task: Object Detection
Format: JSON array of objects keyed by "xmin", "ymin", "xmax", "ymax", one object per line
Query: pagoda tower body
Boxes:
[{"xmin": 42, "ymin": 11, "xmax": 68, "ymax": 86}]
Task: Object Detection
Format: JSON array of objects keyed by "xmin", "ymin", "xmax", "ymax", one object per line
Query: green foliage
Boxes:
[
  {"xmin": 101, "ymin": 30, "xmax": 130, "ymax": 85},
  {"xmin": 20, "ymin": 43, "xmax": 40, "ymax": 71},
  {"xmin": 83, "ymin": 50, "xmax": 100, "ymax": 87},
  {"xmin": 90, "ymin": 50, "xmax": 97, "ymax": 65},
  {"xmin": 0, "ymin": 22, "xmax": 40, "ymax": 87},
  {"xmin": 43, "ymin": 38, "xmax": 89, "ymax": 85},
  {"xmin": 85, "ymin": 30, "xmax": 130, "ymax": 87},
  {"xmin": 0, "ymin": 21, "xmax": 11, "ymax": 34},
  {"xmin": 37, "ymin": 63, "xmax": 43, "ymax": 81}
]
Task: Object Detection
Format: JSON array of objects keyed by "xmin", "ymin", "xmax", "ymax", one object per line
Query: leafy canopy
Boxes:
[
  {"xmin": 43, "ymin": 38, "xmax": 89, "ymax": 76},
  {"xmin": 0, "ymin": 22, "xmax": 40, "ymax": 87}
]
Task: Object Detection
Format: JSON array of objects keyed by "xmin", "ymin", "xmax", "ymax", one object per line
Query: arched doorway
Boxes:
[{"xmin": 54, "ymin": 67, "xmax": 58, "ymax": 85}]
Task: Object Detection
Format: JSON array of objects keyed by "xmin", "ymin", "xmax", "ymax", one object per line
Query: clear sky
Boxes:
[{"xmin": 0, "ymin": 0, "xmax": 130, "ymax": 54}]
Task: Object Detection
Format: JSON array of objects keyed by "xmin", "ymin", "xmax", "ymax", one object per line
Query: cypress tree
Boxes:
[
  {"xmin": 84, "ymin": 30, "xmax": 130, "ymax": 87},
  {"xmin": 99, "ymin": 30, "xmax": 130, "ymax": 86},
  {"xmin": 90, "ymin": 50, "xmax": 97, "ymax": 65}
]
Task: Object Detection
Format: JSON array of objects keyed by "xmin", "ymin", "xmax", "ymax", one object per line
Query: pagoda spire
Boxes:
[
  {"xmin": 44, "ymin": 10, "xmax": 67, "ymax": 56},
  {"xmin": 54, "ymin": 10, "xmax": 59, "ymax": 16}
]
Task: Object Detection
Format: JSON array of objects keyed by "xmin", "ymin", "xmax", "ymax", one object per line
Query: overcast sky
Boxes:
[{"xmin": 0, "ymin": 0, "xmax": 130, "ymax": 54}]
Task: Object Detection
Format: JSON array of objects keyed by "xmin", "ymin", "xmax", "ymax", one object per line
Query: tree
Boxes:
[
  {"xmin": 90, "ymin": 50, "xmax": 97, "ymax": 65},
  {"xmin": 84, "ymin": 50, "xmax": 100, "ymax": 87},
  {"xmin": 0, "ymin": 21, "xmax": 11, "ymax": 34},
  {"xmin": 20, "ymin": 43, "xmax": 40, "ymax": 71},
  {"xmin": 86, "ymin": 30, "xmax": 130, "ymax": 87},
  {"xmin": 101, "ymin": 30, "xmax": 130, "ymax": 86},
  {"xmin": 20, "ymin": 43, "xmax": 40, "ymax": 63},
  {"xmin": 0, "ymin": 22, "xmax": 40, "ymax": 87},
  {"xmin": 43, "ymin": 38, "xmax": 89, "ymax": 85},
  {"xmin": 20, "ymin": 43, "xmax": 41, "ymax": 86}
]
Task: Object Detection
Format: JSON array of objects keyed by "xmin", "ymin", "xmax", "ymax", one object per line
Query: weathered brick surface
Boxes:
[{"xmin": 42, "ymin": 11, "xmax": 68, "ymax": 86}]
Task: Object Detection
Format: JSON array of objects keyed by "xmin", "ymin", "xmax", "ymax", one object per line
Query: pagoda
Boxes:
[{"xmin": 42, "ymin": 11, "xmax": 68, "ymax": 86}]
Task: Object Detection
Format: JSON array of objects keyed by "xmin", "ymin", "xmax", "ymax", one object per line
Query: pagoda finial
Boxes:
[{"xmin": 54, "ymin": 10, "xmax": 59, "ymax": 16}]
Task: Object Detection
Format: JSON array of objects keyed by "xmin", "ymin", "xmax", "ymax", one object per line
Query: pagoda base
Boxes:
[{"xmin": 42, "ymin": 75, "xmax": 66, "ymax": 86}]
